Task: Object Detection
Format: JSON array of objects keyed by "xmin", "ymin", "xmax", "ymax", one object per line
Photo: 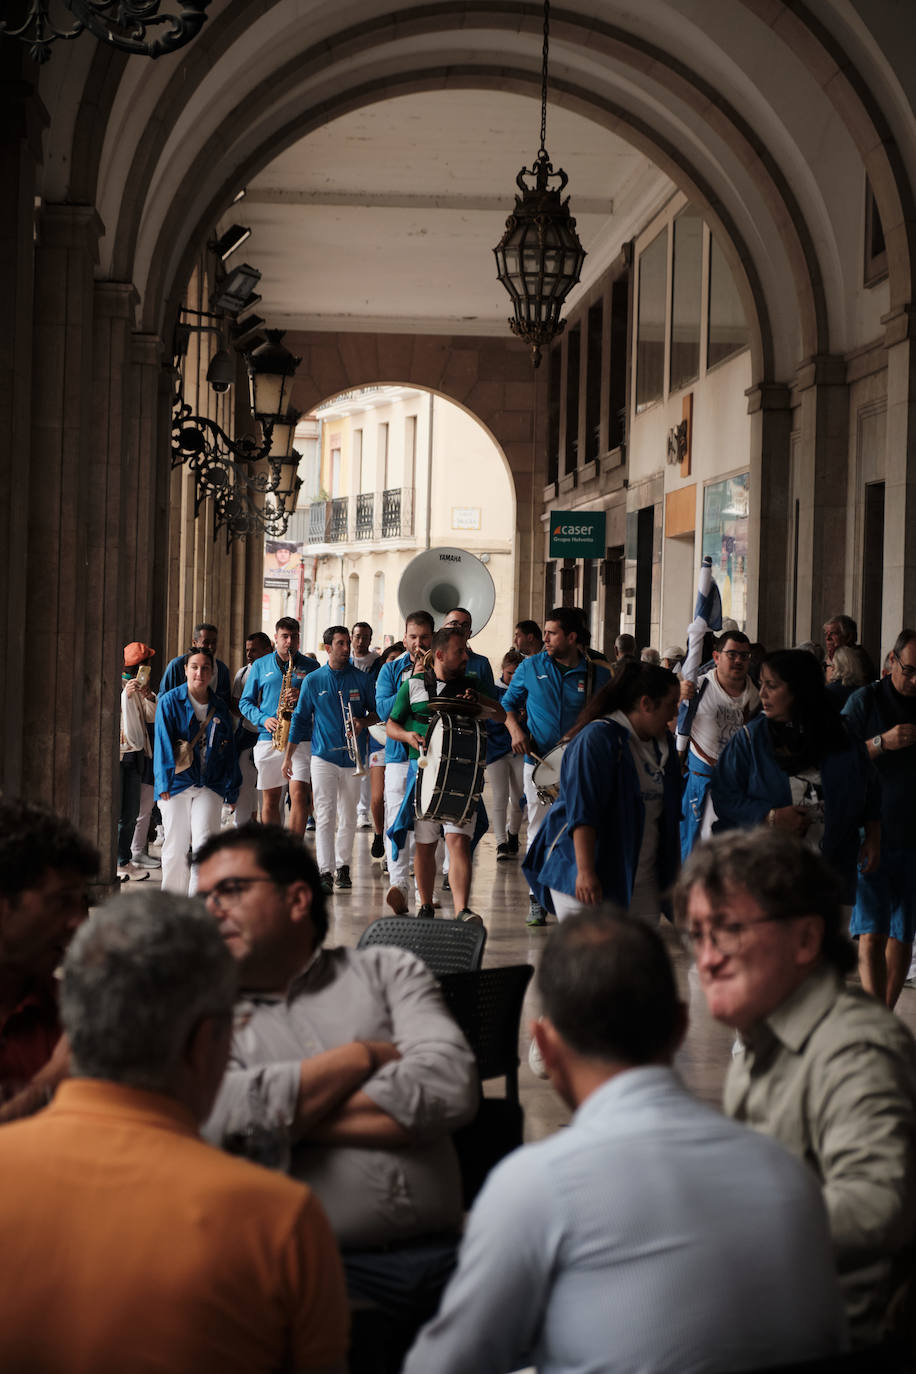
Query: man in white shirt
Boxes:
[
  {"xmin": 678, "ymin": 629, "xmax": 759, "ymax": 858},
  {"xmin": 404, "ymin": 910, "xmax": 846, "ymax": 1374}
]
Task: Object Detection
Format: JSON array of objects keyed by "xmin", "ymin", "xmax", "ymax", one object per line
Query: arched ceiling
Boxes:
[{"xmin": 31, "ymin": 0, "xmax": 916, "ymax": 381}]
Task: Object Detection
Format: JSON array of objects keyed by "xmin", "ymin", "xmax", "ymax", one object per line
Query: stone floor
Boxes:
[{"xmin": 139, "ymin": 791, "xmax": 916, "ymax": 1146}]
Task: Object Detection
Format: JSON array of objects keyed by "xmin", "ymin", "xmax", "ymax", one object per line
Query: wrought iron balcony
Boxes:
[
  {"xmin": 356, "ymin": 492, "xmax": 375, "ymax": 540},
  {"xmin": 308, "ymin": 501, "xmax": 328, "ymax": 543},
  {"xmin": 329, "ymin": 496, "xmax": 349, "ymax": 542}
]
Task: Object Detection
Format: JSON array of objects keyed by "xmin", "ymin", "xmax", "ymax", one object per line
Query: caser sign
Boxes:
[{"xmin": 548, "ymin": 509, "xmax": 606, "ymax": 560}]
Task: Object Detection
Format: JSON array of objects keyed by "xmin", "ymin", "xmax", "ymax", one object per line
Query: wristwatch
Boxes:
[{"xmin": 873, "ymin": 734, "xmax": 886, "ymax": 754}]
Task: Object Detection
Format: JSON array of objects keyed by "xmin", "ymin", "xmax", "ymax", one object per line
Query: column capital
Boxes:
[
  {"xmin": 881, "ymin": 304, "xmax": 916, "ymax": 349},
  {"xmin": 745, "ymin": 381, "xmax": 792, "ymax": 414},
  {"xmin": 794, "ymin": 354, "xmax": 847, "ymax": 391},
  {"xmin": 94, "ymin": 280, "xmax": 139, "ymax": 320},
  {"xmin": 38, "ymin": 204, "xmax": 104, "ymax": 261},
  {"xmin": 130, "ymin": 332, "xmax": 164, "ymax": 368}
]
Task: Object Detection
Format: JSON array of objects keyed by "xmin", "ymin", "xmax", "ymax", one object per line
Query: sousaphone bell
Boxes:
[{"xmin": 396, "ymin": 546, "xmax": 496, "ymax": 632}]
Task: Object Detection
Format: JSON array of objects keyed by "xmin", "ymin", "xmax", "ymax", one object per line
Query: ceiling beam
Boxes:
[{"xmin": 244, "ymin": 188, "xmax": 614, "ymax": 216}]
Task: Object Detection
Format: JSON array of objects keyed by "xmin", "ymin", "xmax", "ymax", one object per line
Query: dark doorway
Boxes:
[
  {"xmin": 635, "ymin": 506, "xmax": 654, "ymax": 650},
  {"xmin": 602, "ymin": 546, "xmax": 624, "ymax": 655},
  {"xmin": 861, "ymin": 481, "xmax": 885, "ymax": 670}
]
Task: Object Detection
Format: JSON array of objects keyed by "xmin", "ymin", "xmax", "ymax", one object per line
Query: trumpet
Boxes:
[
  {"xmin": 272, "ymin": 656, "xmax": 296, "ymax": 752},
  {"xmin": 339, "ymin": 692, "xmax": 369, "ymax": 777}
]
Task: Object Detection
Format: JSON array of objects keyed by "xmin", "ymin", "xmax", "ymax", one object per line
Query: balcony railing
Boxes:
[
  {"xmin": 329, "ymin": 496, "xmax": 349, "ymax": 542},
  {"xmin": 308, "ymin": 501, "xmax": 328, "ymax": 543},
  {"xmin": 307, "ymin": 488, "xmax": 413, "ymax": 544},
  {"xmin": 356, "ymin": 492, "xmax": 375, "ymax": 540}
]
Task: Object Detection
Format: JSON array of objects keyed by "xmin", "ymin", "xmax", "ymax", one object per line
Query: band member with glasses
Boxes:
[
  {"xmin": 678, "ymin": 630, "xmax": 760, "ymax": 859},
  {"xmin": 842, "ymin": 629, "xmax": 916, "ymax": 1007},
  {"xmin": 523, "ymin": 660, "xmax": 681, "ymax": 925},
  {"xmin": 675, "ymin": 828, "xmax": 916, "ymax": 1357},
  {"xmin": 710, "ymin": 648, "xmax": 879, "ymax": 911}
]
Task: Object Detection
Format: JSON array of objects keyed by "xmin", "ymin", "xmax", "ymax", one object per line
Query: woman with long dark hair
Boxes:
[
  {"xmin": 710, "ymin": 649, "xmax": 879, "ymax": 900},
  {"xmin": 523, "ymin": 659, "xmax": 681, "ymax": 922}
]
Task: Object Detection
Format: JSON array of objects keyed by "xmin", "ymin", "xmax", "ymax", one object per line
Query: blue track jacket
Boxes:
[
  {"xmin": 239, "ymin": 652, "xmax": 319, "ymax": 743},
  {"xmin": 523, "ymin": 717, "xmax": 681, "ymax": 913},
  {"xmin": 289, "ymin": 663, "xmax": 376, "ymax": 764},
  {"xmin": 376, "ymin": 651, "xmax": 417, "ymax": 764},
  {"xmin": 501, "ymin": 650, "xmax": 610, "ymax": 762},
  {"xmin": 154, "ymin": 686, "xmax": 240, "ymax": 803}
]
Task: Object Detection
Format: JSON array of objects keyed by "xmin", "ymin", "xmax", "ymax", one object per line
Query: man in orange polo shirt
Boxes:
[
  {"xmin": 0, "ymin": 890, "xmax": 348, "ymax": 1374},
  {"xmin": 0, "ymin": 798, "xmax": 98, "ymax": 1121}
]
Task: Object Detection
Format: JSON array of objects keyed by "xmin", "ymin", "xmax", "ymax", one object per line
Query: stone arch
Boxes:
[{"xmin": 293, "ymin": 344, "xmax": 533, "ymax": 613}]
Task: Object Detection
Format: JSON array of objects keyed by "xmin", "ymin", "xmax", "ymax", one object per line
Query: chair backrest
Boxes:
[
  {"xmin": 356, "ymin": 916, "xmax": 487, "ymax": 975},
  {"xmin": 438, "ymin": 964, "xmax": 534, "ymax": 1105}
]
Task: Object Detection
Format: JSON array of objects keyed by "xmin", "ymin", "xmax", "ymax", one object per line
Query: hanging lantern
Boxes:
[{"xmin": 493, "ymin": 0, "xmax": 586, "ymax": 367}]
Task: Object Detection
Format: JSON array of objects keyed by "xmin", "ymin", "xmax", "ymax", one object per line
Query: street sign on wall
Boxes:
[{"xmin": 549, "ymin": 510, "xmax": 606, "ymax": 559}]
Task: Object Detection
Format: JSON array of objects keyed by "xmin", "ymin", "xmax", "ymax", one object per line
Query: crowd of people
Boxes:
[{"xmin": 1, "ymin": 603, "xmax": 915, "ymax": 1371}]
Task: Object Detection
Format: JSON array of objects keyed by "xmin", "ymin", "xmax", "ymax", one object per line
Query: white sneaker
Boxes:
[
  {"xmin": 414, "ymin": 887, "xmax": 442, "ymax": 910},
  {"xmin": 130, "ymin": 852, "xmax": 161, "ymax": 869},
  {"xmin": 124, "ymin": 862, "xmax": 150, "ymax": 881}
]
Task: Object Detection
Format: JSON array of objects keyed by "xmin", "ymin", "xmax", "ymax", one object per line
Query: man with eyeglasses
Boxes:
[
  {"xmin": 404, "ymin": 908, "xmax": 845, "ymax": 1374},
  {"xmin": 677, "ymin": 828, "xmax": 916, "ymax": 1358},
  {"xmin": 678, "ymin": 629, "xmax": 760, "ymax": 860},
  {"xmin": 195, "ymin": 823, "xmax": 478, "ymax": 1358},
  {"xmin": 842, "ymin": 627, "xmax": 916, "ymax": 1007}
]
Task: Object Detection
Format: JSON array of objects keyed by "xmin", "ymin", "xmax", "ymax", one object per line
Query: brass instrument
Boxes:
[
  {"xmin": 339, "ymin": 691, "xmax": 370, "ymax": 777},
  {"xmin": 272, "ymin": 656, "xmax": 296, "ymax": 751}
]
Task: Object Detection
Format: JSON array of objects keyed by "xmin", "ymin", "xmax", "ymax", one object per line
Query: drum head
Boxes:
[
  {"xmin": 532, "ymin": 743, "xmax": 565, "ymax": 789},
  {"xmin": 419, "ymin": 717, "xmax": 445, "ymax": 815}
]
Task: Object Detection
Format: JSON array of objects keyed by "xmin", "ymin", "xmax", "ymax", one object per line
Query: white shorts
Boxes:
[
  {"xmin": 254, "ymin": 738, "xmax": 311, "ymax": 789},
  {"xmin": 369, "ymin": 749, "xmax": 386, "ymax": 769},
  {"xmin": 414, "ymin": 815, "xmax": 475, "ymax": 845}
]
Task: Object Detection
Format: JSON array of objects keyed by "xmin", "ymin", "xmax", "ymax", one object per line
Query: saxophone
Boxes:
[{"xmin": 272, "ymin": 656, "xmax": 296, "ymax": 751}]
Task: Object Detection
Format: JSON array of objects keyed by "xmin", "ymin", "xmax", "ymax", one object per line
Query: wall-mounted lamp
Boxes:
[
  {"xmin": 211, "ymin": 263, "xmax": 261, "ymax": 316},
  {"xmin": 211, "ymin": 224, "xmax": 252, "ymax": 262},
  {"xmin": 1, "ymin": 0, "xmax": 210, "ymax": 64}
]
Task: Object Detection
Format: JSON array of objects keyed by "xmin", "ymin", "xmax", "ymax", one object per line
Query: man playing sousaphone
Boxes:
[{"xmin": 386, "ymin": 627, "xmax": 504, "ymax": 924}]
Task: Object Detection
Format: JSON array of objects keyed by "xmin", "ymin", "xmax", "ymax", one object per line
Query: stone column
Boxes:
[
  {"xmin": 746, "ymin": 381, "xmax": 793, "ymax": 646},
  {"xmin": 23, "ymin": 204, "xmax": 102, "ymax": 823},
  {"xmin": 79, "ymin": 282, "xmax": 140, "ymax": 862},
  {"xmin": 0, "ymin": 65, "xmax": 46, "ymax": 799},
  {"xmin": 792, "ymin": 355, "xmax": 849, "ymax": 641},
  {"xmin": 127, "ymin": 332, "xmax": 164, "ymax": 638},
  {"xmin": 882, "ymin": 305, "xmax": 916, "ymax": 638}
]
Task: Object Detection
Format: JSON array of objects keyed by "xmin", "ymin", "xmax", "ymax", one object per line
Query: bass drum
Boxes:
[
  {"xmin": 417, "ymin": 713, "xmax": 487, "ymax": 826},
  {"xmin": 531, "ymin": 743, "xmax": 566, "ymax": 804}
]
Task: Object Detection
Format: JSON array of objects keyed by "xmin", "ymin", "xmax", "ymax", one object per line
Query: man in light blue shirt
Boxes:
[
  {"xmin": 404, "ymin": 911, "xmax": 846, "ymax": 1374},
  {"xmin": 501, "ymin": 607, "xmax": 610, "ymax": 925},
  {"xmin": 375, "ymin": 611, "xmax": 434, "ymax": 914},
  {"xmin": 160, "ymin": 622, "xmax": 232, "ymax": 704},
  {"xmin": 239, "ymin": 617, "xmax": 318, "ymax": 835},
  {"xmin": 441, "ymin": 607, "xmax": 495, "ymax": 694},
  {"xmin": 284, "ymin": 626, "xmax": 377, "ymax": 893}
]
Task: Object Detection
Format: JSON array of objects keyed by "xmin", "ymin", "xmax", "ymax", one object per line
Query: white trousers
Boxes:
[
  {"xmin": 131, "ymin": 781, "xmax": 155, "ymax": 855},
  {"xmin": 488, "ymin": 753, "xmax": 526, "ymax": 844},
  {"xmin": 234, "ymin": 748, "xmax": 259, "ymax": 825},
  {"xmin": 384, "ymin": 761, "xmax": 413, "ymax": 891},
  {"xmin": 311, "ymin": 756, "xmax": 362, "ymax": 874},
  {"xmin": 159, "ymin": 787, "xmax": 223, "ymax": 894},
  {"xmin": 357, "ymin": 772, "xmax": 372, "ymax": 821}
]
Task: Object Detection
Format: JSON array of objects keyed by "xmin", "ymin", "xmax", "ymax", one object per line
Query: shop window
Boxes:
[
  {"xmin": 585, "ymin": 300, "xmax": 603, "ymax": 463},
  {"xmin": 608, "ymin": 276, "xmax": 628, "ymax": 451},
  {"xmin": 547, "ymin": 345, "xmax": 561, "ymax": 485},
  {"xmin": 670, "ymin": 209, "xmax": 702, "ymax": 391},
  {"xmin": 636, "ymin": 229, "xmax": 667, "ymax": 410},
  {"xmin": 565, "ymin": 324, "xmax": 581, "ymax": 474},
  {"xmin": 707, "ymin": 236, "xmax": 748, "ymax": 369}
]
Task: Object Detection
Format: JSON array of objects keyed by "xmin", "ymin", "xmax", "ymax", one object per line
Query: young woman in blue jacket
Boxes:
[
  {"xmin": 710, "ymin": 649, "xmax": 879, "ymax": 903},
  {"xmin": 523, "ymin": 660, "xmax": 681, "ymax": 923},
  {"xmin": 154, "ymin": 649, "xmax": 240, "ymax": 894}
]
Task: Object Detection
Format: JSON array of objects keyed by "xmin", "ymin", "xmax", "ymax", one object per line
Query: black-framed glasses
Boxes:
[
  {"xmin": 682, "ymin": 916, "xmax": 783, "ymax": 955},
  {"xmin": 197, "ymin": 877, "xmax": 278, "ymax": 908},
  {"xmin": 719, "ymin": 650, "xmax": 751, "ymax": 662},
  {"xmin": 894, "ymin": 658, "xmax": 916, "ymax": 679}
]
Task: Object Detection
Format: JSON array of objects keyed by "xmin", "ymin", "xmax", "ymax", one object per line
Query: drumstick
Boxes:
[{"xmin": 417, "ymin": 741, "xmax": 429, "ymax": 769}]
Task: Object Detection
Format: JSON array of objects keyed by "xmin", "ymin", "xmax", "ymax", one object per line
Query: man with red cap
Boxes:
[{"xmin": 119, "ymin": 642, "xmax": 157, "ymax": 881}]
